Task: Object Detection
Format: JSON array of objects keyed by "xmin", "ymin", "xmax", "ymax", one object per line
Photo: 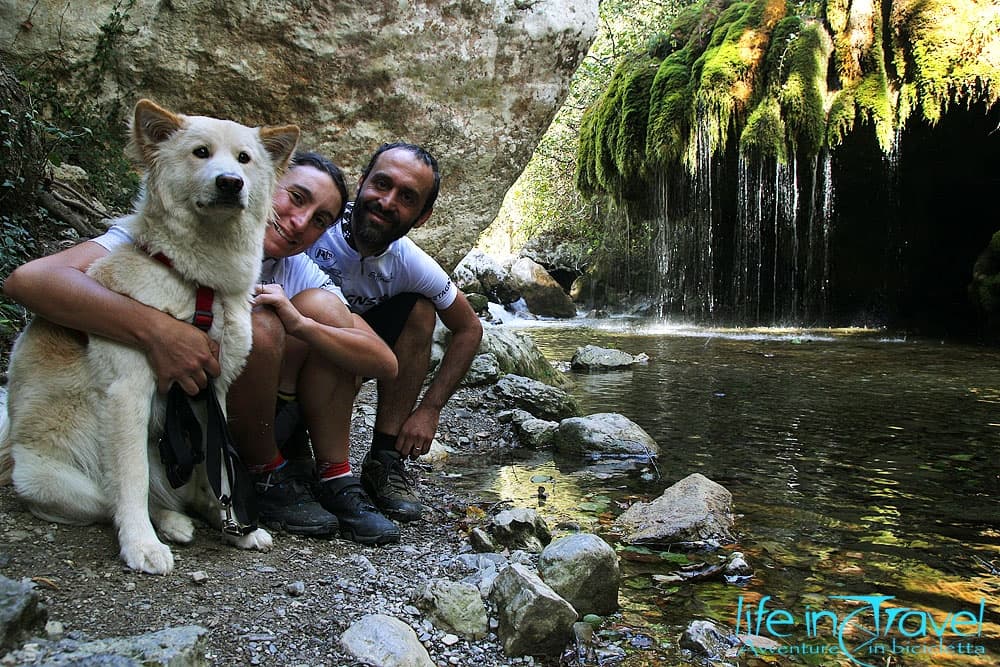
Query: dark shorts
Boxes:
[{"xmin": 360, "ymin": 292, "xmax": 423, "ymax": 350}]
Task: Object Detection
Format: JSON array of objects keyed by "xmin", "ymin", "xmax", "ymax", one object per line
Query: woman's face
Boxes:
[{"xmin": 263, "ymin": 164, "xmax": 342, "ymax": 258}]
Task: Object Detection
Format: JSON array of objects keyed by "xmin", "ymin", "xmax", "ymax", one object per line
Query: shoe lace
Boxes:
[{"xmin": 385, "ymin": 457, "xmax": 417, "ymax": 495}]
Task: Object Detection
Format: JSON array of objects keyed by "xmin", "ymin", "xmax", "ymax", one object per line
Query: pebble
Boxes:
[
  {"xmin": 286, "ymin": 581, "xmax": 305, "ymax": 597},
  {"xmin": 190, "ymin": 571, "xmax": 209, "ymax": 584},
  {"xmin": 442, "ymin": 633, "xmax": 460, "ymax": 646}
]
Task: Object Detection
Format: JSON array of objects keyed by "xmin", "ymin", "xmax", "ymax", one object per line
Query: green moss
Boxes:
[
  {"xmin": 892, "ymin": 0, "xmax": 1000, "ymax": 126},
  {"xmin": 740, "ymin": 95, "xmax": 788, "ymax": 161},
  {"xmin": 614, "ymin": 58, "xmax": 659, "ymax": 190},
  {"xmin": 971, "ymin": 231, "xmax": 1000, "ymax": 317},
  {"xmin": 645, "ymin": 47, "xmax": 695, "ymax": 166},
  {"xmin": 777, "ymin": 22, "xmax": 829, "ymax": 156}
]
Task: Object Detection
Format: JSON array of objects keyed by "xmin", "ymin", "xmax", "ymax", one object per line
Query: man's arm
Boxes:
[
  {"xmin": 396, "ymin": 292, "xmax": 483, "ymax": 458},
  {"xmin": 2, "ymin": 240, "xmax": 221, "ymax": 394}
]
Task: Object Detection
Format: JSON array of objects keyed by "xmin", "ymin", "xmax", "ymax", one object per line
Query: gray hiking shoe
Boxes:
[
  {"xmin": 315, "ymin": 475, "xmax": 400, "ymax": 545},
  {"xmin": 360, "ymin": 450, "xmax": 425, "ymax": 522},
  {"xmin": 251, "ymin": 465, "xmax": 338, "ymax": 537}
]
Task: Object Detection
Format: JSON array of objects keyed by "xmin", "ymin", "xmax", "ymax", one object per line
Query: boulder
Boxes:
[
  {"xmin": 1, "ymin": 1, "xmax": 599, "ymax": 272},
  {"xmin": 491, "ymin": 374, "xmax": 579, "ymax": 421},
  {"xmin": 538, "ymin": 534, "xmax": 619, "ymax": 616},
  {"xmin": 414, "ymin": 579, "xmax": 489, "ymax": 640},
  {"xmin": 1, "ymin": 625, "xmax": 208, "ymax": 666},
  {"xmin": 679, "ymin": 620, "xmax": 741, "ymax": 662},
  {"xmin": 0, "ymin": 576, "xmax": 46, "ymax": 653},
  {"xmin": 570, "ymin": 345, "xmax": 649, "ymax": 371},
  {"xmin": 454, "ymin": 249, "xmax": 521, "ymax": 304},
  {"xmin": 508, "ymin": 257, "xmax": 577, "ymax": 318},
  {"xmin": 490, "ymin": 507, "xmax": 552, "ymax": 553},
  {"xmin": 340, "ymin": 614, "xmax": 434, "ymax": 667},
  {"xmin": 489, "ymin": 563, "xmax": 578, "ymax": 657},
  {"xmin": 513, "ymin": 416, "xmax": 560, "ymax": 449},
  {"xmin": 554, "ymin": 413, "xmax": 659, "ymax": 458},
  {"xmin": 434, "ymin": 322, "xmax": 568, "ymax": 386},
  {"xmin": 461, "ymin": 352, "xmax": 502, "ymax": 387},
  {"xmin": 615, "ymin": 473, "xmax": 735, "ymax": 547}
]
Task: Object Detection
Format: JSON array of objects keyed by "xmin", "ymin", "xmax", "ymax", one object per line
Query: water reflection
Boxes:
[{"xmin": 467, "ymin": 319, "xmax": 1000, "ymax": 664}]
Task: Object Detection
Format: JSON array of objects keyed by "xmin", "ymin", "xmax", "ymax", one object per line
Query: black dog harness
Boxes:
[{"xmin": 145, "ymin": 247, "xmax": 258, "ymax": 536}]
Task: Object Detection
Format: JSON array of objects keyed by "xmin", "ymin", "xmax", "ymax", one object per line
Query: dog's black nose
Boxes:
[{"xmin": 216, "ymin": 173, "xmax": 244, "ymax": 194}]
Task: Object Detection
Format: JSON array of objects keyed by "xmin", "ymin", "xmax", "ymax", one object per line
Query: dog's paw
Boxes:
[
  {"xmin": 154, "ymin": 510, "xmax": 196, "ymax": 544},
  {"xmin": 120, "ymin": 540, "xmax": 175, "ymax": 575},
  {"xmin": 226, "ymin": 527, "xmax": 273, "ymax": 551}
]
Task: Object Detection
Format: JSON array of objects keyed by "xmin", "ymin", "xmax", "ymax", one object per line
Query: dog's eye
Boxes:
[
  {"xmin": 238, "ymin": 151, "xmax": 251, "ymax": 164},
  {"xmin": 193, "ymin": 146, "xmax": 210, "ymax": 159}
]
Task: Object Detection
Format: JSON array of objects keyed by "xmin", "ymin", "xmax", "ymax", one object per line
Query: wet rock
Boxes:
[
  {"xmin": 415, "ymin": 579, "xmax": 489, "ymax": 640},
  {"xmin": 615, "ymin": 473, "xmax": 735, "ymax": 547},
  {"xmin": 466, "ymin": 293, "xmax": 490, "ymax": 315},
  {"xmin": 462, "ymin": 353, "xmax": 502, "ymax": 387},
  {"xmin": 508, "ymin": 257, "xmax": 577, "ymax": 318},
  {"xmin": 554, "ymin": 413, "xmax": 659, "ymax": 458},
  {"xmin": 678, "ymin": 619, "xmax": 740, "ymax": 661},
  {"xmin": 489, "ymin": 563, "xmax": 578, "ymax": 657},
  {"xmin": 490, "ymin": 508, "xmax": 552, "ymax": 553},
  {"xmin": 340, "ymin": 614, "xmax": 434, "ymax": 667},
  {"xmin": 725, "ymin": 552, "xmax": 754, "ymax": 583},
  {"xmin": 537, "ymin": 534, "xmax": 619, "ymax": 616},
  {"xmin": 570, "ymin": 345, "xmax": 649, "ymax": 371},
  {"xmin": 0, "ymin": 576, "xmax": 47, "ymax": 653},
  {"xmin": 491, "ymin": 375, "xmax": 579, "ymax": 421},
  {"xmin": 513, "ymin": 416, "xmax": 559, "ymax": 449}
]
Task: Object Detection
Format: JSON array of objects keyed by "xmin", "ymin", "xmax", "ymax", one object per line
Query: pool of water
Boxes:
[{"xmin": 448, "ymin": 317, "xmax": 1000, "ymax": 665}]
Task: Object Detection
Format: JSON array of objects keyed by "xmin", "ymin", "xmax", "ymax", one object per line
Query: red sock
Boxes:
[
  {"xmin": 247, "ymin": 452, "xmax": 286, "ymax": 474},
  {"xmin": 317, "ymin": 459, "xmax": 352, "ymax": 481}
]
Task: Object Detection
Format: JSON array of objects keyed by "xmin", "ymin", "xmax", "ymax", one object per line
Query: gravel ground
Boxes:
[{"xmin": 0, "ymin": 383, "xmax": 561, "ymax": 667}]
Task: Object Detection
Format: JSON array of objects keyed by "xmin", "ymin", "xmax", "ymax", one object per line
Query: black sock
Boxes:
[{"xmin": 372, "ymin": 430, "xmax": 398, "ymax": 454}]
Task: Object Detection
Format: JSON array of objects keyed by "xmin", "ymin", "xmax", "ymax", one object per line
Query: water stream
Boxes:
[{"xmin": 447, "ymin": 317, "xmax": 1000, "ymax": 665}]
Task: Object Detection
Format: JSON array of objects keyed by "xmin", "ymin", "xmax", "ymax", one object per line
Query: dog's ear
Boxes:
[
  {"xmin": 259, "ymin": 125, "xmax": 300, "ymax": 172},
  {"xmin": 130, "ymin": 99, "xmax": 184, "ymax": 164}
]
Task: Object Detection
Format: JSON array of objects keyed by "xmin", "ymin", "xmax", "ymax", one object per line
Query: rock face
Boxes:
[{"xmin": 0, "ymin": 0, "xmax": 599, "ymax": 271}]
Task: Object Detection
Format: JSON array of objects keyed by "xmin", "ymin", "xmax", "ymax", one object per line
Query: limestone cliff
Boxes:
[{"xmin": 0, "ymin": 0, "xmax": 597, "ymax": 270}]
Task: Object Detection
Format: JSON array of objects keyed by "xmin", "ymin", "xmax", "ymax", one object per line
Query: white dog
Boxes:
[{"xmin": 0, "ymin": 99, "xmax": 299, "ymax": 574}]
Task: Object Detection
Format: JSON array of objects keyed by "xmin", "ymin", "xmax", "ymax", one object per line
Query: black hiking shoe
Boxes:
[
  {"xmin": 316, "ymin": 476, "xmax": 400, "ymax": 545},
  {"xmin": 360, "ymin": 450, "xmax": 425, "ymax": 522},
  {"xmin": 252, "ymin": 465, "xmax": 338, "ymax": 537}
]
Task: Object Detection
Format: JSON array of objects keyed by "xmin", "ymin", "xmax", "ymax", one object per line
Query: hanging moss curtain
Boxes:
[{"xmin": 577, "ymin": 0, "xmax": 1000, "ymax": 202}]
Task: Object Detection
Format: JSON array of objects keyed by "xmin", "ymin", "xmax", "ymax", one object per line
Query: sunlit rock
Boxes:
[
  {"xmin": 508, "ymin": 257, "xmax": 577, "ymax": 318},
  {"xmin": 538, "ymin": 533, "xmax": 619, "ymax": 616},
  {"xmin": 490, "ymin": 563, "xmax": 578, "ymax": 657},
  {"xmin": 554, "ymin": 413, "xmax": 659, "ymax": 459},
  {"xmin": 340, "ymin": 614, "xmax": 434, "ymax": 667},
  {"xmin": 615, "ymin": 473, "xmax": 734, "ymax": 547}
]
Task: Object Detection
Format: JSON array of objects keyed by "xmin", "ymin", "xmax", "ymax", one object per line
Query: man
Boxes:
[
  {"xmin": 2, "ymin": 152, "xmax": 402, "ymax": 544},
  {"xmin": 302, "ymin": 143, "xmax": 483, "ymax": 523}
]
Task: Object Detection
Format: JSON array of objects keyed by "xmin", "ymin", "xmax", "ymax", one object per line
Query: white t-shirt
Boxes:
[
  {"xmin": 305, "ymin": 203, "xmax": 458, "ymax": 314},
  {"xmin": 93, "ymin": 225, "xmax": 346, "ymax": 302}
]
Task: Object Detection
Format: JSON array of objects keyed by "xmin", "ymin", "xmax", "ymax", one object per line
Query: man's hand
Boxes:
[
  {"xmin": 147, "ymin": 316, "xmax": 220, "ymax": 395},
  {"xmin": 396, "ymin": 405, "xmax": 441, "ymax": 460}
]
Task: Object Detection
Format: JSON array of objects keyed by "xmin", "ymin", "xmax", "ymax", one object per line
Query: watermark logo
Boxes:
[{"xmin": 735, "ymin": 594, "xmax": 988, "ymax": 666}]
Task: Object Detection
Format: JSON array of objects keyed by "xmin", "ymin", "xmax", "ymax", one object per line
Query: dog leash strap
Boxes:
[
  {"xmin": 193, "ymin": 286, "xmax": 214, "ymax": 331},
  {"xmin": 140, "ymin": 245, "xmax": 215, "ymax": 331}
]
